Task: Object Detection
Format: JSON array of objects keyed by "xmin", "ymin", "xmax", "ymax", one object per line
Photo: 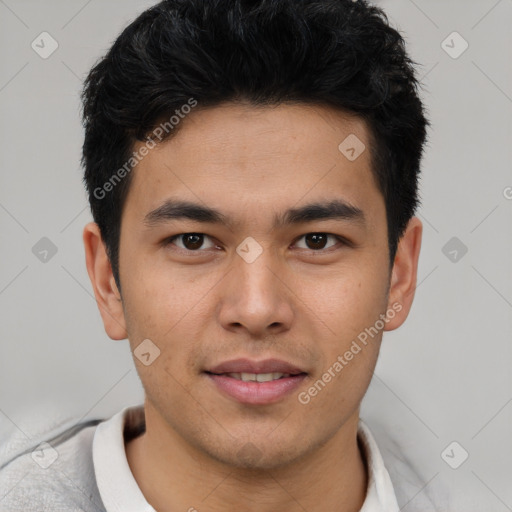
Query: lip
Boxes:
[
  {"xmin": 204, "ymin": 358, "xmax": 308, "ymax": 405},
  {"xmin": 206, "ymin": 358, "xmax": 306, "ymax": 375},
  {"xmin": 205, "ymin": 373, "xmax": 307, "ymax": 405}
]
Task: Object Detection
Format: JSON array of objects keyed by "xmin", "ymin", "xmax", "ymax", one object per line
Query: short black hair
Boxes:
[{"xmin": 81, "ymin": 0, "xmax": 429, "ymax": 291}]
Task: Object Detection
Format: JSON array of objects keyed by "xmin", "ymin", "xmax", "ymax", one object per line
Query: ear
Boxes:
[
  {"xmin": 83, "ymin": 222, "xmax": 128, "ymax": 340},
  {"xmin": 384, "ymin": 216, "xmax": 423, "ymax": 331}
]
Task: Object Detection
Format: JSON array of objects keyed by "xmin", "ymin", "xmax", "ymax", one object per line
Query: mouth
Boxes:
[
  {"xmin": 204, "ymin": 358, "xmax": 308, "ymax": 405},
  {"xmin": 216, "ymin": 372, "xmax": 296, "ymax": 382}
]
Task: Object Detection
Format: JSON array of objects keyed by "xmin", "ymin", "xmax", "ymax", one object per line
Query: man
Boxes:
[{"xmin": 0, "ymin": 0, "xmax": 434, "ymax": 510}]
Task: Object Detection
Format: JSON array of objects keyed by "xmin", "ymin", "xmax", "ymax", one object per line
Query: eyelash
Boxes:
[{"xmin": 164, "ymin": 233, "xmax": 348, "ymax": 254}]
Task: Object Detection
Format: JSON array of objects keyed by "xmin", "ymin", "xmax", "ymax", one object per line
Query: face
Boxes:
[{"xmin": 85, "ymin": 102, "xmax": 421, "ymax": 470}]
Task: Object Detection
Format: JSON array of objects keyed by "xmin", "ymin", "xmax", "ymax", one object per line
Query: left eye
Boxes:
[{"xmin": 293, "ymin": 233, "xmax": 341, "ymax": 251}]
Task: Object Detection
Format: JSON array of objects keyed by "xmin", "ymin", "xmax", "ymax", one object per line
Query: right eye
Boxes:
[{"xmin": 164, "ymin": 233, "xmax": 218, "ymax": 252}]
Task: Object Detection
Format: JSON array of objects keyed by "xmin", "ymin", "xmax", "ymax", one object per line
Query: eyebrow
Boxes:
[{"xmin": 143, "ymin": 198, "xmax": 365, "ymax": 230}]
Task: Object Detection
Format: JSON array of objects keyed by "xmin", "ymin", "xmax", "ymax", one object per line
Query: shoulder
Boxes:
[
  {"xmin": 0, "ymin": 412, "xmax": 107, "ymax": 512},
  {"xmin": 360, "ymin": 416, "xmax": 452, "ymax": 511}
]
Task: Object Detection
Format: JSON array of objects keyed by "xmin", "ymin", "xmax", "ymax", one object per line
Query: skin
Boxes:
[{"xmin": 83, "ymin": 102, "xmax": 422, "ymax": 512}]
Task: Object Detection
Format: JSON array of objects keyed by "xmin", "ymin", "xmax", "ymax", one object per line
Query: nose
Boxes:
[{"xmin": 216, "ymin": 251, "xmax": 294, "ymax": 339}]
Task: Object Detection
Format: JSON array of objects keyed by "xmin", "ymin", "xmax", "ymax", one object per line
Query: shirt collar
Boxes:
[
  {"xmin": 93, "ymin": 404, "xmax": 399, "ymax": 512},
  {"xmin": 93, "ymin": 405, "xmax": 155, "ymax": 512},
  {"xmin": 357, "ymin": 419, "xmax": 400, "ymax": 511}
]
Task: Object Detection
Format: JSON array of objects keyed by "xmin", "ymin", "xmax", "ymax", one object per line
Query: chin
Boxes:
[{"xmin": 201, "ymin": 434, "xmax": 311, "ymax": 471}]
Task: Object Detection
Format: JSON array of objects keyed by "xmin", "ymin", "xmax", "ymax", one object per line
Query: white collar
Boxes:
[
  {"xmin": 93, "ymin": 405, "xmax": 156, "ymax": 512},
  {"xmin": 357, "ymin": 419, "xmax": 400, "ymax": 511},
  {"xmin": 93, "ymin": 404, "xmax": 399, "ymax": 512}
]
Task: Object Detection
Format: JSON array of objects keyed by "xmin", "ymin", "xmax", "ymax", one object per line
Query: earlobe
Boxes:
[
  {"xmin": 384, "ymin": 216, "xmax": 423, "ymax": 331},
  {"xmin": 83, "ymin": 222, "xmax": 128, "ymax": 340}
]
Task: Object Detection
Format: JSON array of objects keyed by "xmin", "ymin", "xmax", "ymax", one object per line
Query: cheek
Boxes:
[
  {"xmin": 304, "ymin": 262, "xmax": 389, "ymax": 342},
  {"xmin": 301, "ymin": 271, "xmax": 386, "ymax": 411},
  {"xmin": 120, "ymin": 262, "xmax": 211, "ymax": 369},
  {"xmin": 121, "ymin": 257, "xmax": 193, "ymax": 328}
]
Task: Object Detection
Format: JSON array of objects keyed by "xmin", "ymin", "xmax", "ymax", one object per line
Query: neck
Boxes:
[{"xmin": 125, "ymin": 403, "xmax": 368, "ymax": 512}]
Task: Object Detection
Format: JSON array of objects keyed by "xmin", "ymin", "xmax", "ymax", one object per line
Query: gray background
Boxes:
[{"xmin": 0, "ymin": 0, "xmax": 511, "ymax": 509}]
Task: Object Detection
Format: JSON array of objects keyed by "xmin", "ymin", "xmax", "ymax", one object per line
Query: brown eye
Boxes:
[
  {"xmin": 305, "ymin": 233, "xmax": 328, "ymax": 250},
  {"xmin": 182, "ymin": 234, "xmax": 203, "ymax": 250},
  {"xmin": 295, "ymin": 233, "xmax": 340, "ymax": 251},
  {"xmin": 168, "ymin": 233, "xmax": 216, "ymax": 251}
]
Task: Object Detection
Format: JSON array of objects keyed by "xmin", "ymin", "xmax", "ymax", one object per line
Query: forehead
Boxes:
[{"xmin": 123, "ymin": 102, "xmax": 382, "ymax": 227}]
